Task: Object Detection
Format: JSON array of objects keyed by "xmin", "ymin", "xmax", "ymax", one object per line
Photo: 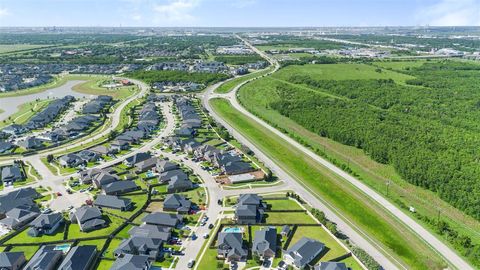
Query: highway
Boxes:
[{"xmin": 201, "ymin": 36, "xmax": 474, "ymax": 270}]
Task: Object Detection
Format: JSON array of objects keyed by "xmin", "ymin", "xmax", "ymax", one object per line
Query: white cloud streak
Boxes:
[
  {"xmin": 416, "ymin": 0, "xmax": 480, "ymax": 26},
  {"xmin": 153, "ymin": 0, "xmax": 200, "ymax": 23}
]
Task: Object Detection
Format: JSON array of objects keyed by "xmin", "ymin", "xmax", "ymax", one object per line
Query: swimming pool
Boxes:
[
  {"xmin": 223, "ymin": 227, "xmax": 243, "ymax": 233},
  {"xmin": 54, "ymin": 244, "xmax": 71, "ymax": 254},
  {"xmin": 146, "ymin": 171, "xmax": 154, "ymax": 177}
]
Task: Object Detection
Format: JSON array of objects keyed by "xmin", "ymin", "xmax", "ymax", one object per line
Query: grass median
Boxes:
[{"xmin": 209, "ymin": 98, "xmax": 446, "ymax": 270}]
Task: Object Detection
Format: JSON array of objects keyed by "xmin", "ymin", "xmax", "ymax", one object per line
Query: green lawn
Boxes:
[
  {"xmin": 97, "ymin": 259, "xmax": 115, "ymax": 270},
  {"xmin": 68, "ymin": 215, "xmax": 123, "ymax": 239},
  {"xmin": 102, "ymin": 238, "xmax": 124, "ymax": 259},
  {"xmin": 5, "ymin": 226, "xmax": 64, "ymax": 244},
  {"xmin": 9, "ymin": 245, "xmax": 39, "ymax": 259},
  {"xmin": 265, "ymin": 212, "xmax": 317, "ymax": 224},
  {"xmin": 288, "ymin": 226, "xmax": 350, "ymax": 263},
  {"xmin": 210, "ymin": 98, "xmax": 446, "ymax": 270},
  {"xmin": 266, "ymin": 199, "xmax": 304, "ymax": 211},
  {"xmin": 77, "ymin": 238, "xmax": 108, "ymax": 250},
  {"xmin": 0, "ymin": 44, "xmax": 49, "ymax": 53},
  {"xmin": 72, "ymin": 78, "xmax": 138, "ymax": 99}
]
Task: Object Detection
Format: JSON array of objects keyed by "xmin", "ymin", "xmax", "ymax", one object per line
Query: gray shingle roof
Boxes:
[
  {"xmin": 57, "ymin": 245, "xmax": 97, "ymax": 270},
  {"xmin": 110, "ymin": 254, "xmax": 151, "ymax": 270},
  {"xmin": 94, "ymin": 195, "xmax": 131, "ymax": 210},
  {"xmin": 314, "ymin": 262, "xmax": 348, "ymax": 270},
  {"xmin": 142, "ymin": 212, "xmax": 181, "ymax": 227},
  {"xmin": 285, "ymin": 237, "xmax": 325, "ymax": 268},
  {"xmin": 253, "ymin": 227, "xmax": 277, "ymax": 257},
  {"xmin": 0, "ymin": 252, "xmax": 26, "ymax": 268}
]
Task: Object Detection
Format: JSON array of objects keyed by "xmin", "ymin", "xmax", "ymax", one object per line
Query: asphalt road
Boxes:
[{"xmin": 201, "ymin": 38, "xmax": 474, "ymax": 270}]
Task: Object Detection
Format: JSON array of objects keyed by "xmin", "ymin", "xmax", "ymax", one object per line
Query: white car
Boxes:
[
  {"xmin": 203, "ymin": 233, "xmax": 209, "ymax": 239},
  {"xmin": 187, "ymin": 259, "xmax": 195, "ymax": 268}
]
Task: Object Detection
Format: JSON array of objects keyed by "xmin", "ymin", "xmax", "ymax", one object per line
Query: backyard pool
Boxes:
[
  {"xmin": 54, "ymin": 244, "xmax": 71, "ymax": 254},
  {"xmin": 223, "ymin": 227, "xmax": 243, "ymax": 233}
]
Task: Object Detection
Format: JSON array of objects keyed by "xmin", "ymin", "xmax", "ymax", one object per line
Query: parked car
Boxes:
[
  {"xmin": 187, "ymin": 259, "xmax": 195, "ymax": 268},
  {"xmin": 208, "ymin": 223, "xmax": 214, "ymax": 229},
  {"xmin": 203, "ymin": 233, "xmax": 209, "ymax": 239}
]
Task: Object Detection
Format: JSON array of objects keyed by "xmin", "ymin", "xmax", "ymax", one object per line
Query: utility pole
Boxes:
[{"xmin": 386, "ymin": 180, "xmax": 391, "ymax": 197}]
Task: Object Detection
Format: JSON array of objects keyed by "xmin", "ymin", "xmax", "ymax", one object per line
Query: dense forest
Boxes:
[
  {"xmin": 268, "ymin": 61, "xmax": 480, "ymax": 221},
  {"xmin": 126, "ymin": 70, "xmax": 229, "ymax": 85}
]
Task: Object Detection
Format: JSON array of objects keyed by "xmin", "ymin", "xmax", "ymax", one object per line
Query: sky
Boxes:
[{"xmin": 0, "ymin": 0, "xmax": 479, "ymax": 27}]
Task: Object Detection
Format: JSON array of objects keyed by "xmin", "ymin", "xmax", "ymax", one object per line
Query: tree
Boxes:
[{"xmin": 46, "ymin": 154, "xmax": 54, "ymax": 163}]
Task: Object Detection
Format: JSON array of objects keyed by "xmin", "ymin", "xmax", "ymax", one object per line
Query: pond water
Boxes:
[{"xmin": 0, "ymin": 80, "xmax": 96, "ymax": 121}]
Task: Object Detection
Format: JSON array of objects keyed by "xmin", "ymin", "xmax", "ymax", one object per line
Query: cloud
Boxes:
[
  {"xmin": 0, "ymin": 8, "xmax": 9, "ymax": 18},
  {"xmin": 132, "ymin": 14, "xmax": 142, "ymax": 21},
  {"xmin": 416, "ymin": 0, "xmax": 480, "ymax": 26},
  {"xmin": 153, "ymin": 0, "xmax": 200, "ymax": 23}
]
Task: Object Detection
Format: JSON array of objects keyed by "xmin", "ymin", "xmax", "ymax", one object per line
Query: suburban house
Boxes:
[
  {"xmin": 92, "ymin": 171, "xmax": 118, "ymax": 188},
  {"xmin": 82, "ymin": 95, "xmax": 113, "ymax": 114},
  {"xmin": 158, "ymin": 169, "xmax": 188, "ymax": 183},
  {"xmin": 124, "ymin": 152, "xmax": 152, "ymax": 167},
  {"xmin": 1, "ymin": 164, "xmax": 24, "ymax": 184},
  {"xmin": 77, "ymin": 150, "xmax": 99, "ymax": 163},
  {"xmin": 58, "ymin": 153, "xmax": 84, "ymax": 167},
  {"xmin": 102, "ymin": 180, "xmax": 139, "ymax": 195},
  {"xmin": 89, "ymin": 145, "xmax": 112, "ymax": 156},
  {"xmin": 0, "ymin": 141, "xmax": 15, "ymax": 153},
  {"xmin": 94, "ymin": 195, "xmax": 133, "ymax": 211},
  {"xmin": 234, "ymin": 194, "xmax": 266, "ymax": 224},
  {"xmin": 284, "ymin": 237, "xmax": 325, "ymax": 269},
  {"xmin": 79, "ymin": 167, "xmax": 116, "ymax": 185},
  {"xmin": 110, "ymin": 139, "xmax": 130, "ymax": 152},
  {"xmin": 17, "ymin": 137, "xmax": 44, "ymax": 150},
  {"xmin": 0, "ymin": 252, "xmax": 26, "ymax": 270},
  {"xmin": 69, "ymin": 206, "xmax": 106, "ymax": 232},
  {"xmin": 155, "ymin": 160, "xmax": 179, "ymax": 173},
  {"xmin": 134, "ymin": 157, "xmax": 159, "ymax": 173},
  {"xmin": 253, "ymin": 227, "xmax": 277, "ymax": 259},
  {"xmin": 128, "ymin": 224, "xmax": 172, "ymax": 242},
  {"xmin": 0, "ymin": 188, "xmax": 39, "ymax": 218},
  {"xmin": 114, "ymin": 236, "xmax": 164, "ymax": 260},
  {"xmin": 23, "ymin": 245, "xmax": 63, "ymax": 270},
  {"xmin": 217, "ymin": 231, "xmax": 248, "ymax": 262},
  {"xmin": 27, "ymin": 212, "xmax": 63, "ymax": 237},
  {"xmin": 58, "ymin": 245, "xmax": 97, "ymax": 270},
  {"xmin": 2, "ymin": 124, "xmax": 27, "ymax": 136},
  {"xmin": 110, "ymin": 254, "xmax": 152, "ymax": 270},
  {"xmin": 142, "ymin": 212, "xmax": 182, "ymax": 228},
  {"xmin": 163, "ymin": 194, "xmax": 192, "ymax": 214},
  {"xmin": 314, "ymin": 262, "xmax": 348, "ymax": 270},
  {"xmin": 167, "ymin": 176, "xmax": 193, "ymax": 193},
  {"xmin": 0, "ymin": 207, "xmax": 40, "ymax": 230}
]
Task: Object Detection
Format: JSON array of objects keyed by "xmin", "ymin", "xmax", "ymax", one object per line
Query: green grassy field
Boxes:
[
  {"xmin": 215, "ymin": 66, "xmax": 273, "ymax": 94},
  {"xmin": 237, "ymin": 63, "xmax": 480, "ymax": 264},
  {"xmin": 210, "ymin": 98, "xmax": 446, "ymax": 270},
  {"xmin": 5, "ymin": 226, "xmax": 64, "ymax": 244},
  {"xmin": 0, "ymin": 99, "xmax": 51, "ymax": 129},
  {"xmin": 0, "ymin": 44, "xmax": 49, "ymax": 54},
  {"xmin": 72, "ymin": 78, "xmax": 138, "ymax": 99}
]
